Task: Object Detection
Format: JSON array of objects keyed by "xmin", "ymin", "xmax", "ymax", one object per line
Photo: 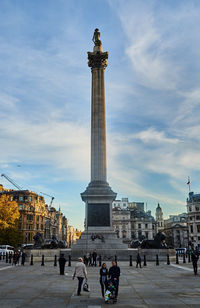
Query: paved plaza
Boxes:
[{"xmin": 0, "ymin": 259, "xmax": 200, "ymax": 307}]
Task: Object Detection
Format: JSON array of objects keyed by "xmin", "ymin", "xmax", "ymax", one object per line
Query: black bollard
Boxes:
[
  {"xmin": 6, "ymin": 253, "xmax": 8, "ymax": 263},
  {"xmin": 156, "ymin": 254, "xmax": 159, "ymax": 266},
  {"xmin": 188, "ymin": 251, "xmax": 191, "ymax": 263},
  {"xmin": 167, "ymin": 254, "xmax": 170, "ymax": 265},
  {"xmin": 0, "ymin": 253, "xmax": 2, "ymax": 261},
  {"xmin": 183, "ymin": 253, "xmax": 186, "ymax": 264},
  {"xmin": 129, "ymin": 255, "xmax": 132, "ymax": 266},
  {"xmin": 176, "ymin": 253, "xmax": 179, "ymax": 264},
  {"xmin": 115, "ymin": 255, "xmax": 117, "ymax": 263},
  {"xmin": 68, "ymin": 255, "xmax": 71, "ymax": 267},
  {"xmin": 3, "ymin": 254, "xmax": 5, "ymax": 260},
  {"xmin": 143, "ymin": 255, "xmax": 147, "ymax": 266},
  {"xmin": 30, "ymin": 254, "xmax": 33, "ymax": 265},
  {"xmin": 41, "ymin": 255, "xmax": 45, "ymax": 266},
  {"xmin": 9, "ymin": 253, "xmax": 12, "ymax": 264},
  {"xmin": 99, "ymin": 255, "xmax": 102, "ymax": 267},
  {"xmin": 54, "ymin": 255, "xmax": 57, "ymax": 266}
]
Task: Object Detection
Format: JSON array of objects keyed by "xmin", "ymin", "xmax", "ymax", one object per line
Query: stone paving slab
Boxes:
[{"xmin": 0, "ymin": 260, "xmax": 200, "ymax": 307}]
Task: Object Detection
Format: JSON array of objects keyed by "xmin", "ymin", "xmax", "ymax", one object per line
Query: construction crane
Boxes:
[
  {"xmin": 1, "ymin": 173, "xmax": 23, "ymax": 190},
  {"xmin": 40, "ymin": 192, "xmax": 55, "ymax": 208}
]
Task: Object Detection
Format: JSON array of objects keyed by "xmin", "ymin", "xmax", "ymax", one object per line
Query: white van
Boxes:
[{"xmin": 0, "ymin": 245, "xmax": 14, "ymax": 256}]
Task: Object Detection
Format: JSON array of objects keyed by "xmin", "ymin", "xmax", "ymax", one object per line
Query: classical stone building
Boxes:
[
  {"xmin": 0, "ymin": 184, "xmax": 80, "ymax": 247},
  {"xmin": 164, "ymin": 213, "xmax": 188, "ymax": 248},
  {"xmin": 155, "ymin": 203, "xmax": 164, "ymax": 232},
  {"xmin": 0, "ymin": 186, "xmax": 47, "ymax": 243},
  {"xmin": 187, "ymin": 191, "xmax": 200, "ymax": 249},
  {"xmin": 112, "ymin": 199, "xmax": 156, "ymax": 243}
]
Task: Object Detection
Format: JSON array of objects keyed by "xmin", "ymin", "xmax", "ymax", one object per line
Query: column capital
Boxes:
[{"xmin": 88, "ymin": 51, "xmax": 108, "ymax": 69}]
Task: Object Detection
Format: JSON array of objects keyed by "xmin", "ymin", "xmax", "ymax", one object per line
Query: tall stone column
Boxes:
[
  {"xmin": 72, "ymin": 29, "xmax": 128, "ymax": 255},
  {"xmin": 81, "ymin": 29, "xmax": 116, "ymax": 231},
  {"xmin": 89, "ymin": 44, "xmax": 108, "ymax": 183}
]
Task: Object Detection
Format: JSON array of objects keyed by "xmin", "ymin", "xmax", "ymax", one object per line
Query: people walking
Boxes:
[
  {"xmin": 92, "ymin": 250, "xmax": 97, "ymax": 267},
  {"xmin": 73, "ymin": 257, "xmax": 87, "ymax": 296},
  {"xmin": 108, "ymin": 261, "xmax": 120, "ymax": 300},
  {"xmin": 191, "ymin": 250, "xmax": 199, "ymax": 275},
  {"xmin": 58, "ymin": 254, "xmax": 66, "ymax": 275},
  {"xmin": 136, "ymin": 253, "xmax": 142, "ymax": 268},
  {"xmin": 99, "ymin": 263, "xmax": 108, "ymax": 298}
]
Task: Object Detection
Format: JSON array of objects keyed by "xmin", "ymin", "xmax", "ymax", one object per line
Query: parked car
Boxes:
[
  {"xmin": 21, "ymin": 244, "xmax": 34, "ymax": 250},
  {"xmin": 0, "ymin": 245, "xmax": 14, "ymax": 256}
]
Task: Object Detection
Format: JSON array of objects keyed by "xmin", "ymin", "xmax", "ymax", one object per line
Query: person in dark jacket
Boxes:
[
  {"xmin": 99, "ymin": 263, "xmax": 108, "ymax": 298},
  {"xmin": 191, "ymin": 250, "xmax": 199, "ymax": 275},
  {"xmin": 108, "ymin": 261, "xmax": 120, "ymax": 299},
  {"xmin": 92, "ymin": 250, "xmax": 97, "ymax": 267},
  {"xmin": 21, "ymin": 252, "xmax": 26, "ymax": 266},
  {"xmin": 136, "ymin": 253, "xmax": 142, "ymax": 268},
  {"xmin": 58, "ymin": 254, "xmax": 66, "ymax": 275}
]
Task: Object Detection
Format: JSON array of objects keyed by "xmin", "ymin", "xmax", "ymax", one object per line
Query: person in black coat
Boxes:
[
  {"xmin": 99, "ymin": 263, "xmax": 108, "ymax": 298},
  {"xmin": 21, "ymin": 252, "xmax": 26, "ymax": 266},
  {"xmin": 108, "ymin": 261, "xmax": 120, "ymax": 299},
  {"xmin": 58, "ymin": 253, "xmax": 66, "ymax": 275},
  {"xmin": 191, "ymin": 250, "xmax": 199, "ymax": 275},
  {"xmin": 92, "ymin": 250, "xmax": 97, "ymax": 267},
  {"xmin": 136, "ymin": 253, "xmax": 142, "ymax": 268}
]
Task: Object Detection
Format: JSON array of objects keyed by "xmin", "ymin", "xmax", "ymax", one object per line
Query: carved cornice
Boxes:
[{"xmin": 88, "ymin": 51, "xmax": 108, "ymax": 69}]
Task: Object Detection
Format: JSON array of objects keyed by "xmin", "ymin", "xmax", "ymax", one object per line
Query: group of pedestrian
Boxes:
[
  {"xmin": 72, "ymin": 257, "xmax": 120, "ymax": 301},
  {"xmin": 12, "ymin": 250, "xmax": 26, "ymax": 266},
  {"xmin": 83, "ymin": 250, "xmax": 97, "ymax": 267}
]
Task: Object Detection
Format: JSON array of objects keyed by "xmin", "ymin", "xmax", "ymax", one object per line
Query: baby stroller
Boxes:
[{"xmin": 104, "ymin": 279, "xmax": 117, "ymax": 304}]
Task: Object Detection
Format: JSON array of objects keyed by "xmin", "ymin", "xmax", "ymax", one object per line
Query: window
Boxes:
[
  {"xmin": 19, "ymin": 196, "xmax": 23, "ymax": 201},
  {"xmin": 190, "ymin": 217, "xmax": 193, "ymax": 220},
  {"xmin": 198, "ymin": 236, "xmax": 200, "ymax": 241},
  {"xmin": 37, "ymin": 216, "xmax": 39, "ymax": 222},
  {"xmin": 138, "ymin": 223, "xmax": 141, "ymax": 229},
  {"xmin": 37, "ymin": 224, "xmax": 39, "ymax": 230},
  {"xmin": 195, "ymin": 206, "xmax": 199, "ymax": 211},
  {"xmin": 27, "ymin": 214, "xmax": 33, "ymax": 221},
  {"xmin": 152, "ymin": 225, "xmax": 155, "ymax": 230},
  {"xmin": 145, "ymin": 232, "xmax": 148, "ymax": 239},
  {"xmin": 197, "ymin": 225, "xmax": 200, "ymax": 233},
  {"xmin": 189, "ymin": 207, "xmax": 191, "ymax": 212},
  {"xmin": 196, "ymin": 216, "xmax": 200, "ymax": 220},
  {"xmin": 145, "ymin": 224, "xmax": 148, "ymax": 229},
  {"xmin": 19, "ymin": 204, "xmax": 23, "ymax": 210},
  {"xmin": 190, "ymin": 225, "xmax": 193, "ymax": 233},
  {"xmin": 41, "ymin": 224, "xmax": 43, "ymax": 230},
  {"xmin": 29, "ymin": 196, "xmax": 32, "ymax": 201}
]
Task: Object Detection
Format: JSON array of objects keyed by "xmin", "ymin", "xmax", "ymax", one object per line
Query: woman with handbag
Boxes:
[{"xmin": 99, "ymin": 263, "xmax": 108, "ymax": 298}]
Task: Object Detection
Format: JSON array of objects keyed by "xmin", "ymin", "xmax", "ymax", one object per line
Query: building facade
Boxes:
[
  {"xmin": 112, "ymin": 198, "xmax": 156, "ymax": 243},
  {"xmin": 187, "ymin": 192, "xmax": 200, "ymax": 249},
  {"xmin": 164, "ymin": 213, "xmax": 188, "ymax": 248}
]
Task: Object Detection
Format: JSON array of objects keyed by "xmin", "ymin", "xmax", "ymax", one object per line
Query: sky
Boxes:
[{"xmin": 1, "ymin": 0, "xmax": 200, "ymax": 230}]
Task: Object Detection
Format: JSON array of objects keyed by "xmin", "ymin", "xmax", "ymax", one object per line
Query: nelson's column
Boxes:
[{"xmin": 72, "ymin": 29, "xmax": 127, "ymax": 254}]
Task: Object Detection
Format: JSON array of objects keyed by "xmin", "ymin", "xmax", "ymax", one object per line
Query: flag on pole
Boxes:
[{"xmin": 187, "ymin": 176, "xmax": 191, "ymax": 192}]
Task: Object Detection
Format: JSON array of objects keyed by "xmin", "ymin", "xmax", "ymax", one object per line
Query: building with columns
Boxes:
[
  {"xmin": 164, "ymin": 213, "xmax": 188, "ymax": 248},
  {"xmin": 112, "ymin": 198, "xmax": 156, "ymax": 243},
  {"xmin": 187, "ymin": 191, "xmax": 200, "ymax": 249}
]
